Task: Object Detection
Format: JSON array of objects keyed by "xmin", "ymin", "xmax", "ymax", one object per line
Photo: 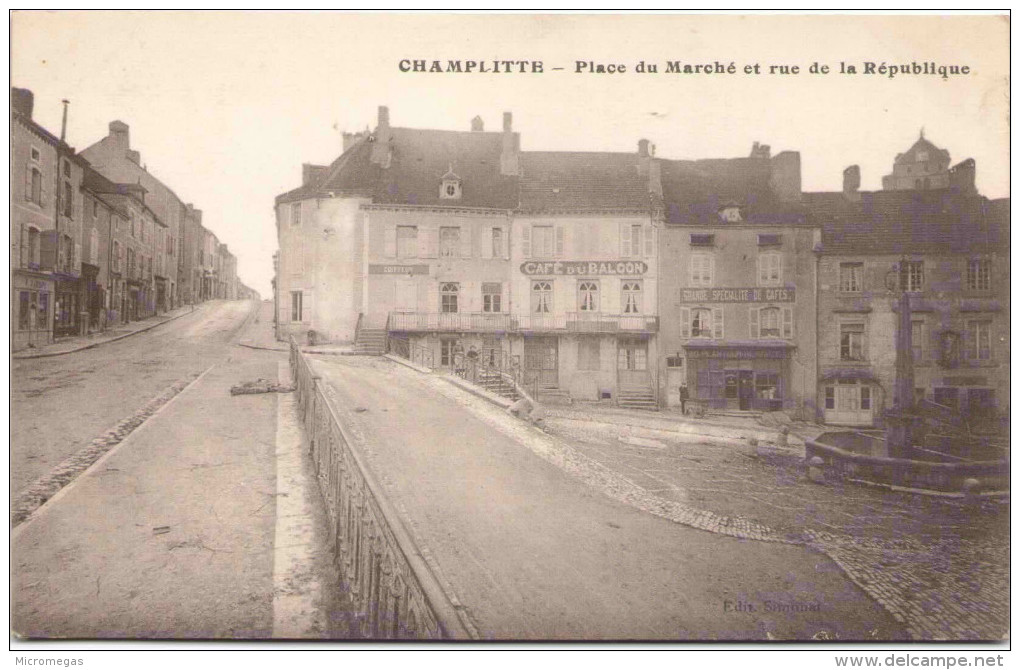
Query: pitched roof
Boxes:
[
  {"xmin": 275, "ymin": 138, "xmax": 379, "ymax": 204},
  {"xmin": 371, "ymin": 127, "xmax": 518, "ymax": 208},
  {"xmin": 894, "ymin": 135, "xmax": 950, "ymax": 165},
  {"xmin": 805, "ymin": 190, "xmax": 1007, "ymax": 255},
  {"xmin": 519, "ymin": 151, "xmax": 652, "ymax": 213},
  {"xmin": 660, "ymin": 157, "xmax": 804, "ymax": 225}
]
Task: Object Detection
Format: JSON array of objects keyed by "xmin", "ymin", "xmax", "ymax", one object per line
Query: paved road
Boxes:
[
  {"xmin": 11, "ymin": 300, "xmax": 349, "ymax": 639},
  {"xmin": 11, "ymin": 301, "xmax": 251, "ymax": 500},
  {"xmin": 312, "ymin": 355, "xmax": 903, "ymax": 640}
]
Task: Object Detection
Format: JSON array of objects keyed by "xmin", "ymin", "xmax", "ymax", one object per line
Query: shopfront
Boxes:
[
  {"xmin": 54, "ymin": 276, "xmax": 82, "ymax": 338},
  {"xmin": 684, "ymin": 342, "xmax": 793, "ymax": 412},
  {"xmin": 13, "ymin": 272, "xmax": 54, "ymax": 352}
]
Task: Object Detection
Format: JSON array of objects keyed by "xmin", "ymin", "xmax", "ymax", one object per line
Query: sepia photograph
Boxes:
[{"xmin": 7, "ymin": 10, "xmax": 1011, "ymax": 659}]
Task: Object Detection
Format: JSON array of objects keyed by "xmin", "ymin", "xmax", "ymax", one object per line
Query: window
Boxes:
[
  {"xmin": 665, "ymin": 356, "xmax": 683, "ymax": 369},
  {"xmin": 92, "ymin": 199, "xmax": 99, "ymax": 219},
  {"xmin": 839, "ymin": 263, "xmax": 863, "ymax": 292},
  {"xmin": 63, "ymin": 160, "xmax": 70, "ymax": 178},
  {"xmin": 19, "ymin": 291, "xmax": 30, "ymax": 330},
  {"xmin": 690, "ymin": 234, "xmax": 714, "ymax": 247},
  {"xmin": 690, "ymin": 254, "xmax": 714, "ymax": 287},
  {"xmin": 911, "ymin": 320, "xmax": 926, "ymax": 362},
  {"xmin": 757, "ymin": 234, "xmax": 782, "ymax": 246},
  {"xmin": 290, "ymin": 291, "xmax": 303, "ymax": 322},
  {"xmin": 750, "ymin": 305, "xmax": 793, "ymax": 339},
  {"xmin": 691, "ymin": 308, "xmax": 712, "ymax": 338},
  {"xmin": 491, "ymin": 227, "xmax": 504, "ymax": 258},
  {"xmin": 439, "ymin": 227, "xmax": 461, "ymax": 258},
  {"xmin": 532, "ymin": 225, "xmax": 555, "ymax": 257},
  {"xmin": 578, "ymin": 339, "xmax": 600, "ymax": 371},
  {"xmin": 828, "ymin": 379, "xmax": 871, "ymax": 412},
  {"xmin": 759, "ymin": 307, "xmax": 781, "ymax": 337},
  {"xmin": 840, "ymin": 323, "xmax": 866, "ymax": 361},
  {"xmin": 30, "ymin": 147, "xmax": 40, "ymax": 162},
  {"xmin": 622, "ymin": 224, "xmax": 643, "ymax": 257},
  {"xmin": 396, "ymin": 226, "xmax": 418, "ymax": 258},
  {"xmin": 900, "ymin": 261, "xmax": 924, "ymax": 292},
  {"xmin": 755, "ymin": 372, "xmax": 780, "ymax": 401},
  {"xmin": 532, "ymin": 281, "xmax": 552, "ymax": 313},
  {"xmin": 622, "ymin": 281, "xmax": 642, "ymax": 314},
  {"xmin": 482, "ymin": 283, "xmax": 502, "ymax": 313},
  {"xmin": 578, "ymin": 281, "xmax": 599, "ymax": 312},
  {"xmin": 967, "ymin": 258, "xmax": 991, "ymax": 291},
  {"xmin": 112, "ymin": 241, "xmax": 121, "ymax": 272},
  {"xmin": 89, "ymin": 228, "xmax": 99, "ymax": 265},
  {"xmin": 63, "ymin": 180, "xmax": 73, "ymax": 218},
  {"xmin": 966, "ymin": 320, "xmax": 992, "ymax": 361},
  {"xmin": 440, "ymin": 282, "xmax": 459, "ymax": 313},
  {"xmin": 291, "ymin": 203, "xmax": 301, "ymax": 227},
  {"xmin": 824, "ymin": 387, "xmax": 835, "ymax": 410},
  {"xmin": 758, "ymin": 252, "xmax": 781, "ymax": 286},
  {"xmin": 27, "ymin": 168, "xmax": 42, "ymax": 205},
  {"xmin": 440, "ymin": 339, "xmax": 458, "ymax": 366}
]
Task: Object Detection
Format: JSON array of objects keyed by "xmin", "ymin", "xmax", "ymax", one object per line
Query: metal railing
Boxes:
[
  {"xmin": 388, "ymin": 311, "xmax": 658, "ymax": 334},
  {"xmin": 290, "ymin": 339, "xmax": 474, "ymax": 639},
  {"xmin": 387, "ymin": 335, "xmax": 435, "ymax": 370},
  {"xmin": 451, "ymin": 349, "xmax": 538, "ymax": 403}
]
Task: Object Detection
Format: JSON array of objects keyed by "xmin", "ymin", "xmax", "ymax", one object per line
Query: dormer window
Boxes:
[
  {"xmin": 440, "ymin": 166, "xmax": 462, "ymax": 200},
  {"xmin": 916, "ymin": 151, "xmax": 929, "ymax": 162},
  {"xmin": 719, "ymin": 205, "xmax": 742, "ymax": 222}
]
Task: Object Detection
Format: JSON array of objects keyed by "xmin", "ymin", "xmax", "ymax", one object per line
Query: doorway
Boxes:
[{"xmin": 524, "ymin": 337, "xmax": 558, "ymax": 388}]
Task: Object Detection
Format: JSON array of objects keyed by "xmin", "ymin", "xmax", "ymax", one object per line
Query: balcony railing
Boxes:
[{"xmin": 387, "ymin": 311, "xmax": 658, "ymax": 334}]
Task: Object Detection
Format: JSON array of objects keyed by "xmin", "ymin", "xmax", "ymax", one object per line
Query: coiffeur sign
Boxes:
[{"xmin": 520, "ymin": 260, "xmax": 649, "ymax": 276}]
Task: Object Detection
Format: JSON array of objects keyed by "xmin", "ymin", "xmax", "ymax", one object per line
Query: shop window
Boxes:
[
  {"xmin": 839, "ymin": 263, "xmax": 863, "ymax": 292},
  {"xmin": 578, "ymin": 281, "xmax": 599, "ymax": 312},
  {"xmin": 758, "ymin": 252, "xmax": 782, "ymax": 286},
  {"xmin": 482, "ymin": 283, "xmax": 502, "ymax": 313},
  {"xmin": 439, "ymin": 227, "xmax": 461, "ymax": 258},
  {"xmin": 396, "ymin": 226, "xmax": 418, "ymax": 258},
  {"xmin": 824, "ymin": 387, "xmax": 835, "ymax": 410},
  {"xmin": 578, "ymin": 339, "xmax": 600, "ymax": 371},
  {"xmin": 690, "ymin": 254, "xmax": 714, "ymax": 287},
  {"xmin": 899, "ymin": 261, "xmax": 924, "ymax": 292},
  {"xmin": 440, "ymin": 282, "xmax": 459, "ymax": 313},
  {"xmin": 966, "ymin": 320, "xmax": 992, "ymax": 361},
  {"xmin": 966, "ymin": 258, "xmax": 991, "ymax": 291},
  {"xmin": 38, "ymin": 293, "xmax": 49, "ymax": 327},
  {"xmin": 622, "ymin": 281, "xmax": 642, "ymax": 314},
  {"xmin": 531, "ymin": 281, "xmax": 552, "ymax": 313},
  {"xmin": 840, "ymin": 322, "xmax": 866, "ymax": 361},
  {"xmin": 290, "ymin": 291, "xmax": 303, "ymax": 322},
  {"xmin": 725, "ymin": 374, "xmax": 738, "ymax": 399},
  {"xmin": 933, "ymin": 387, "xmax": 959, "ymax": 410},
  {"xmin": 19, "ymin": 291, "xmax": 31, "ymax": 330},
  {"xmin": 755, "ymin": 372, "xmax": 780, "ymax": 401}
]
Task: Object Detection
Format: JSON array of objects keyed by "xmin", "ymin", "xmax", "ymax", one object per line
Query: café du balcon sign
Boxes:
[
  {"xmin": 520, "ymin": 260, "xmax": 649, "ymax": 276},
  {"xmin": 679, "ymin": 287, "xmax": 795, "ymax": 303}
]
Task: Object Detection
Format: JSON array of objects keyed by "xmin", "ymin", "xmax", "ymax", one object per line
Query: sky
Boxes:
[{"xmin": 11, "ymin": 12, "xmax": 1010, "ymax": 298}]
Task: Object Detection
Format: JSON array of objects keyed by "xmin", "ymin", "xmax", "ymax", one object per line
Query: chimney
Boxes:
[
  {"xmin": 11, "ymin": 87, "xmax": 34, "ymax": 118},
  {"xmin": 60, "ymin": 99, "xmax": 69, "ymax": 141},
  {"xmin": 370, "ymin": 105, "xmax": 391, "ymax": 167},
  {"xmin": 500, "ymin": 111, "xmax": 519, "ymax": 176},
  {"xmin": 471, "ymin": 115, "xmax": 484, "ymax": 132},
  {"xmin": 302, "ymin": 163, "xmax": 327, "ymax": 186},
  {"xmin": 750, "ymin": 141, "xmax": 771, "ymax": 160},
  {"xmin": 949, "ymin": 158, "xmax": 977, "ymax": 194},
  {"xmin": 638, "ymin": 139, "xmax": 650, "ymax": 158},
  {"xmin": 769, "ymin": 151, "xmax": 802, "ymax": 203},
  {"xmin": 843, "ymin": 165, "xmax": 861, "ymax": 200}
]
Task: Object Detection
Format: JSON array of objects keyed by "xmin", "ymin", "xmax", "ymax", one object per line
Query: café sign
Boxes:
[
  {"xmin": 686, "ymin": 347, "xmax": 790, "ymax": 360},
  {"xmin": 520, "ymin": 260, "xmax": 648, "ymax": 276},
  {"xmin": 679, "ymin": 287, "xmax": 795, "ymax": 303}
]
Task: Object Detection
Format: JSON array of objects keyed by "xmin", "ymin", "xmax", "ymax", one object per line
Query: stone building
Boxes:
[
  {"xmin": 657, "ymin": 144, "xmax": 817, "ymax": 417},
  {"xmin": 807, "ymin": 152, "xmax": 1009, "ymax": 429},
  {"xmin": 881, "ymin": 130, "xmax": 953, "ymax": 191}
]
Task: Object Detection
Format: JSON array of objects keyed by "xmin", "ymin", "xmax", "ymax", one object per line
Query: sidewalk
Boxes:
[
  {"xmin": 12, "ymin": 303, "xmax": 201, "ymax": 359},
  {"xmin": 238, "ymin": 302, "xmax": 353, "ymax": 356}
]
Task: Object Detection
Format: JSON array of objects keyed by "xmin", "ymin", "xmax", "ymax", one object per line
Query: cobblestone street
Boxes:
[{"xmin": 543, "ymin": 410, "xmax": 1009, "ymax": 641}]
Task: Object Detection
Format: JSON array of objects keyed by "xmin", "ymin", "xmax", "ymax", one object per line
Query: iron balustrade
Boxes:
[
  {"xmin": 289, "ymin": 339, "xmax": 474, "ymax": 639},
  {"xmin": 387, "ymin": 311, "xmax": 658, "ymax": 334}
]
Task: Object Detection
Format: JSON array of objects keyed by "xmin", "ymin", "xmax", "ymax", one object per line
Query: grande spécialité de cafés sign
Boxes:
[
  {"xmin": 520, "ymin": 260, "xmax": 649, "ymax": 276},
  {"xmin": 679, "ymin": 287, "xmax": 795, "ymax": 303}
]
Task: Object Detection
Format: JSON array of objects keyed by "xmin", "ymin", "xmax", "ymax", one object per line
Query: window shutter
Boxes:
[
  {"xmin": 782, "ymin": 307, "xmax": 793, "ymax": 338},
  {"xmin": 460, "ymin": 226, "xmax": 472, "ymax": 258},
  {"xmin": 689, "ymin": 256, "xmax": 697, "ymax": 285},
  {"xmin": 420, "ymin": 228, "xmax": 436, "ymax": 258},
  {"xmin": 20, "ymin": 223, "xmax": 28, "ymax": 266},
  {"xmin": 481, "ymin": 226, "xmax": 493, "ymax": 259},
  {"xmin": 757, "ymin": 255, "xmax": 764, "ymax": 284},
  {"xmin": 74, "ymin": 242, "xmax": 82, "ymax": 270},
  {"xmin": 644, "ymin": 226, "xmax": 654, "ymax": 258},
  {"xmin": 712, "ymin": 307, "xmax": 724, "ymax": 339},
  {"xmin": 25, "ymin": 166, "xmax": 32, "ymax": 201},
  {"xmin": 777, "ymin": 255, "xmax": 784, "ymax": 284},
  {"xmin": 502, "ymin": 226, "xmax": 510, "ymax": 260},
  {"xmin": 429, "ymin": 281, "xmax": 440, "ymax": 312},
  {"xmin": 40, "ymin": 174, "xmax": 47, "ymax": 207},
  {"xmin": 749, "ymin": 306, "xmax": 759, "ymax": 339},
  {"xmin": 632, "ymin": 226, "xmax": 642, "ymax": 259},
  {"xmin": 522, "ymin": 225, "xmax": 531, "ymax": 258},
  {"xmin": 620, "ymin": 222, "xmax": 632, "ymax": 257},
  {"xmin": 555, "ymin": 226, "xmax": 564, "ymax": 257},
  {"xmin": 383, "ymin": 225, "xmax": 397, "ymax": 258},
  {"xmin": 680, "ymin": 307, "xmax": 690, "ymax": 339}
]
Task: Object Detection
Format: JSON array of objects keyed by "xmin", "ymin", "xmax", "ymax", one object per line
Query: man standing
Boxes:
[{"xmin": 679, "ymin": 383, "xmax": 690, "ymax": 416}]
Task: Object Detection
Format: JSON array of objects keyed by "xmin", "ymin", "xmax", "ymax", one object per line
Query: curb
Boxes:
[
  {"xmin": 13, "ymin": 306, "xmax": 198, "ymax": 359},
  {"xmin": 441, "ymin": 374, "xmax": 513, "ymax": 410},
  {"xmin": 382, "ymin": 353, "xmax": 433, "ymax": 375}
]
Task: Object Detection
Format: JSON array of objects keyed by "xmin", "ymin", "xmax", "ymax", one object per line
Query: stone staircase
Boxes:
[
  {"xmin": 476, "ymin": 369, "xmax": 521, "ymax": 402},
  {"xmin": 354, "ymin": 328, "xmax": 387, "ymax": 356},
  {"xmin": 618, "ymin": 385, "xmax": 658, "ymax": 411}
]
